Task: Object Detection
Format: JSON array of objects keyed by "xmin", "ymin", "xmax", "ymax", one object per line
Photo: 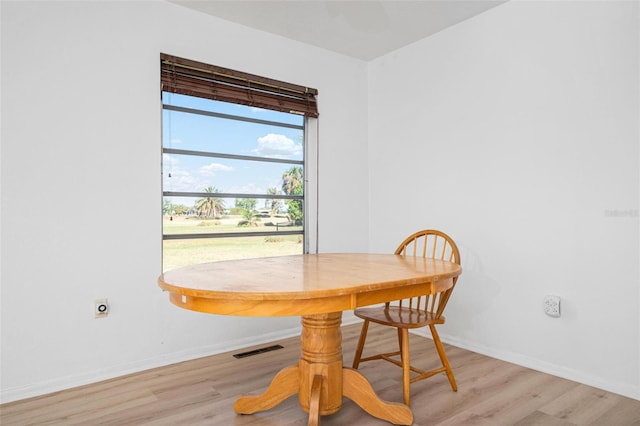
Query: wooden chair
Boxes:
[{"xmin": 351, "ymin": 229, "xmax": 461, "ymax": 406}]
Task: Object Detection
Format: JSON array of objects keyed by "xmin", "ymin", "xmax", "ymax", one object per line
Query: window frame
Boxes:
[{"xmin": 160, "ymin": 54, "xmax": 319, "ymax": 269}]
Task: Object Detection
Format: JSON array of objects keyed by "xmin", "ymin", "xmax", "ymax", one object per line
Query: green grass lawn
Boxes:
[{"xmin": 162, "ymin": 216, "xmax": 304, "ymax": 271}]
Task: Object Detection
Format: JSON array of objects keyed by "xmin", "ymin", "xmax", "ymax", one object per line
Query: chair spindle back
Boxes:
[{"xmin": 390, "ymin": 230, "xmax": 461, "ymax": 317}]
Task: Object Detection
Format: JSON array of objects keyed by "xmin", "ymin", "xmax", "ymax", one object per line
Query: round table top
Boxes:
[{"xmin": 158, "ymin": 253, "xmax": 462, "ymax": 316}]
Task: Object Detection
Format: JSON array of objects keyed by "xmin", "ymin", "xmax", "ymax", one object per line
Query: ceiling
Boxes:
[{"xmin": 169, "ymin": 0, "xmax": 507, "ymax": 61}]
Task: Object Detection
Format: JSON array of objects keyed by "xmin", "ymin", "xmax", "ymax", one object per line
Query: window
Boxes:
[{"xmin": 161, "ymin": 54, "xmax": 319, "ymax": 271}]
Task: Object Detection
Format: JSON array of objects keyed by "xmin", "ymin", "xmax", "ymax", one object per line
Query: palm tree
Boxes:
[
  {"xmin": 236, "ymin": 198, "xmax": 259, "ymax": 226},
  {"xmin": 195, "ymin": 186, "xmax": 225, "ymax": 218},
  {"xmin": 282, "ymin": 166, "xmax": 303, "ymax": 224},
  {"xmin": 282, "ymin": 166, "xmax": 303, "ymax": 196},
  {"xmin": 266, "ymin": 187, "xmax": 283, "ymax": 215}
]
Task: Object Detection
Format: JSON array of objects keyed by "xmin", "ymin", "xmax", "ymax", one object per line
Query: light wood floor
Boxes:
[{"xmin": 2, "ymin": 323, "xmax": 639, "ymax": 425}]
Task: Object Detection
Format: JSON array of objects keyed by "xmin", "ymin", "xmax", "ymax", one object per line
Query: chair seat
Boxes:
[{"xmin": 354, "ymin": 306, "xmax": 445, "ymax": 329}]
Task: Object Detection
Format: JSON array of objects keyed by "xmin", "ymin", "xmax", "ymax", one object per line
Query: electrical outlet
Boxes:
[
  {"xmin": 95, "ymin": 298, "xmax": 109, "ymax": 318},
  {"xmin": 543, "ymin": 295, "xmax": 560, "ymax": 317}
]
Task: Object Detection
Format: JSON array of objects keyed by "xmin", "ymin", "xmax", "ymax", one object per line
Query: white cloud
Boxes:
[
  {"xmin": 228, "ymin": 183, "xmax": 263, "ymax": 194},
  {"xmin": 163, "ymin": 166, "xmax": 202, "ymax": 193},
  {"xmin": 199, "ymin": 162, "xmax": 234, "ymax": 176},
  {"xmin": 162, "ymin": 153, "xmax": 179, "ymax": 166},
  {"xmin": 254, "ymin": 133, "xmax": 301, "ymax": 158}
]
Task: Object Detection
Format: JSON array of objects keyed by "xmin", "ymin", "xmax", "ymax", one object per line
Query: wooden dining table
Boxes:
[{"xmin": 158, "ymin": 253, "xmax": 462, "ymax": 425}]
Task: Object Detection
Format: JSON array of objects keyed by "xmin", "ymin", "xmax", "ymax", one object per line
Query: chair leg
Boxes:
[
  {"xmin": 429, "ymin": 325, "xmax": 457, "ymax": 392},
  {"xmin": 352, "ymin": 320, "xmax": 369, "ymax": 369},
  {"xmin": 400, "ymin": 328, "xmax": 411, "ymax": 406}
]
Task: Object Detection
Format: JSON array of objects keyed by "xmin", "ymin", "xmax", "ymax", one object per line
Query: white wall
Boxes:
[
  {"xmin": 2, "ymin": 0, "xmax": 638, "ymax": 405},
  {"xmin": 368, "ymin": 0, "xmax": 639, "ymax": 399},
  {"xmin": 0, "ymin": 0, "xmax": 368, "ymax": 402}
]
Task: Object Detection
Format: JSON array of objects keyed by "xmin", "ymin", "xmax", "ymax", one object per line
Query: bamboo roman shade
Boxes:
[{"xmin": 160, "ymin": 53, "xmax": 319, "ymax": 118}]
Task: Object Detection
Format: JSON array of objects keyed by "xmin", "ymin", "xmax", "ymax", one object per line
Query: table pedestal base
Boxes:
[{"xmin": 233, "ymin": 312, "xmax": 413, "ymax": 425}]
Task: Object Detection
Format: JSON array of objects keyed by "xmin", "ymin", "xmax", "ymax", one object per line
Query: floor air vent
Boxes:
[{"xmin": 233, "ymin": 344, "xmax": 284, "ymax": 359}]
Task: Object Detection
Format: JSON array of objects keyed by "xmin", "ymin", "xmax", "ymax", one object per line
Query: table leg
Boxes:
[
  {"xmin": 343, "ymin": 368, "xmax": 413, "ymax": 425},
  {"xmin": 308, "ymin": 374, "xmax": 323, "ymax": 426},
  {"xmin": 233, "ymin": 365, "xmax": 299, "ymax": 414},
  {"xmin": 234, "ymin": 311, "xmax": 413, "ymax": 425},
  {"xmin": 298, "ymin": 312, "xmax": 344, "ymax": 416}
]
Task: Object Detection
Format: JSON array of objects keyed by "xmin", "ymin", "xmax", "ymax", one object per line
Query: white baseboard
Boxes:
[
  {"xmin": 437, "ymin": 332, "xmax": 640, "ymax": 401},
  {"xmin": 0, "ymin": 325, "xmax": 303, "ymax": 404},
  {"xmin": 2, "ymin": 313, "xmax": 363, "ymax": 404},
  {"xmin": 10, "ymin": 315, "xmax": 633, "ymax": 406}
]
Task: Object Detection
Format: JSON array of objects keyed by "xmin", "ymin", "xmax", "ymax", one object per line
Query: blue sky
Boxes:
[{"xmin": 162, "ymin": 93, "xmax": 304, "ymax": 209}]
